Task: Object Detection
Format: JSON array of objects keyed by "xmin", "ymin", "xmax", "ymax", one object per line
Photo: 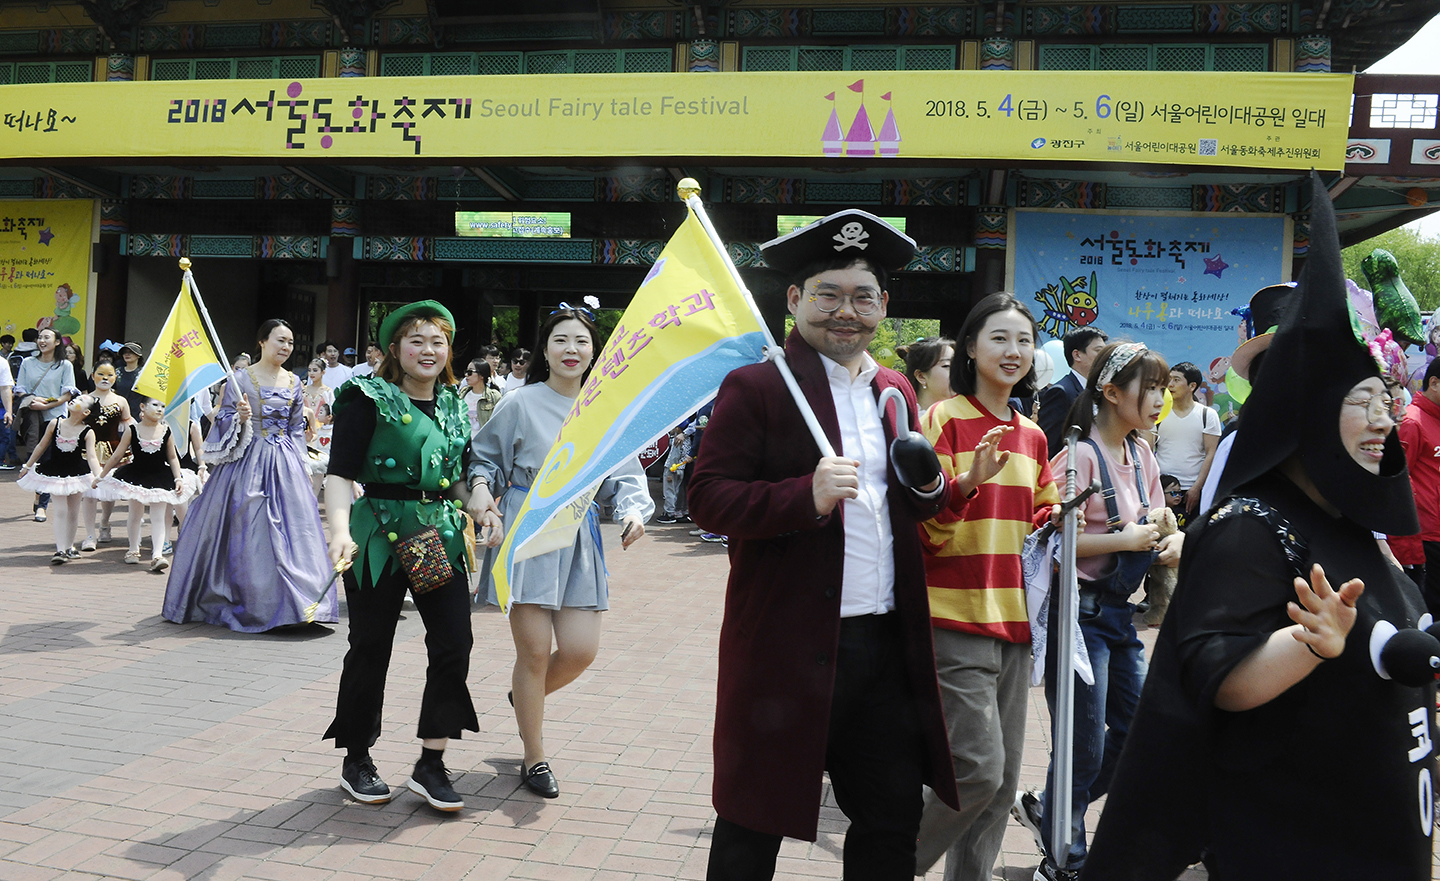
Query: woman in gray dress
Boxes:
[{"xmin": 468, "ymin": 305, "xmax": 653, "ymax": 799}]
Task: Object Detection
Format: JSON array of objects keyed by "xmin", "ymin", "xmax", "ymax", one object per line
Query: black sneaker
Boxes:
[
  {"xmin": 408, "ymin": 759, "xmax": 463, "ymax": 812},
  {"xmin": 340, "ymin": 757, "xmax": 392, "ymax": 804},
  {"xmin": 656, "ymin": 515, "xmax": 680, "ymax": 524},
  {"xmin": 1012, "ymin": 788, "xmax": 1046, "ymax": 855},
  {"xmin": 1033, "ymin": 860, "xmax": 1080, "ymax": 881}
]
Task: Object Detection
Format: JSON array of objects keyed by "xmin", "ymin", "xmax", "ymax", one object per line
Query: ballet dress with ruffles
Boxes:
[
  {"xmin": 17, "ymin": 422, "xmax": 95, "ymax": 496},
  {"xmin": 90, "ymin": 424, "xmax": 199, "ymax": 505},
  {"xmin": 86, "ymin": 399, "xmax": 126, "ymax": 465}
]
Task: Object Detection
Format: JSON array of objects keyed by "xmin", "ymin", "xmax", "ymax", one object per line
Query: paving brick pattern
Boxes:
[{"xmin": 0, "ymin": 472, "xmax": 1433, "ymax": 879}]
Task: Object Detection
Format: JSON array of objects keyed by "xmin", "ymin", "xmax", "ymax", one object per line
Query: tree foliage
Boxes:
[{"xmin": 1342, "ymin": 225, "xmax": 1440, "ymax": 313}]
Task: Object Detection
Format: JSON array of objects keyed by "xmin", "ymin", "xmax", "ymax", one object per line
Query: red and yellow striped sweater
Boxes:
[{"xmin": 920, "ymin": 395, "xmax": 1059, "ymax": 643}]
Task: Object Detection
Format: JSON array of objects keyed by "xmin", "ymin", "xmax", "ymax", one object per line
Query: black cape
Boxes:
[{"xmin": 1081, "ymin": 472, "xmax": 1436, "ymax": 881}]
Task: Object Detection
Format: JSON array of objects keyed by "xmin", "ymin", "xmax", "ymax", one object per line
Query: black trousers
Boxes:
[
  {"xmin": 707, "ymin": 613, "xmax": 926, "ymax": 881},
  {"xmin": 325, "ymin": 563, "xmax": 479, "ymax": 749}
]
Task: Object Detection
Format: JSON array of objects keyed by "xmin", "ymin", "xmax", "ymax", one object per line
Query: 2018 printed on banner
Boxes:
[{"xmin": 0, "ymin": 71, "xmax": 1353, "ymax": 170}]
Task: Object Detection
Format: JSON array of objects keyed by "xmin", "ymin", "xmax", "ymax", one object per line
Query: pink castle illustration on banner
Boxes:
[{"xmin": 823, "ymin": 80, "xmax": 900, "ymax": 157}]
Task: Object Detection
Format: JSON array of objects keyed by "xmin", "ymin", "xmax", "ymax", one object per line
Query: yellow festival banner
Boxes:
[
  {"xmin": 0, "ymin": 199, "xmax": 91, "ymax": 351},
  {"xmin": 0, "ymin": 71, "xmax": 1353, "ymax": 170},
  {"xmin": 490, "ymin": 206, "xmax": 769, "ymax": 611}
]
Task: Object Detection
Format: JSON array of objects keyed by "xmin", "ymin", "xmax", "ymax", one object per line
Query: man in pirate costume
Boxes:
[
  {"xmin": 689, "ymin": 210, "xmax": 959, "ymax": 879},
  {"xmin": 1078, "ymin": 172, "xmax": 1438, "ymax": 880}
]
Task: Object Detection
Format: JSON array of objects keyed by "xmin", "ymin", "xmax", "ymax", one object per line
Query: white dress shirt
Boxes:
[{"xmin": 818, "ymin": 352, "xmax": 896, "ymax": 618}]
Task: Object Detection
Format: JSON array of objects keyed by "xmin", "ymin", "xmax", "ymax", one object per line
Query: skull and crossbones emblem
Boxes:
[{"xmin": 832, "ymin": 222, "xmax": 870, "ymax": 252}]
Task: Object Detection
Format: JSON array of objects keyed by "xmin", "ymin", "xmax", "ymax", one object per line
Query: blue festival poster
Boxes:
[{"xmin": 1010, "ymin": 209, "xmax": 1290, "ymax": 418}]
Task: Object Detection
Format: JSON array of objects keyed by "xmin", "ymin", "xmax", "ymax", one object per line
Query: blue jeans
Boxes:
[
  {"xmin": 0, "ymin": 409, "xmax": 13, "ymax": 465},
  {"xmin": 1039, "ymin": 593, "xmax": 1147, "ymax": 869}
]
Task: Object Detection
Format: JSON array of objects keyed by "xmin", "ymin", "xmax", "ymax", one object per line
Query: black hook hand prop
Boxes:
[{"xmin": 877, "ymin": 387, "xmax": 942, "ymax": 491}]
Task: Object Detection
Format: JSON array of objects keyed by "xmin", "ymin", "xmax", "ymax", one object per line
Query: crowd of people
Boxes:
[{"xmin": 1, "ymin": 178, "xmax": 1434, "ymax": 880}]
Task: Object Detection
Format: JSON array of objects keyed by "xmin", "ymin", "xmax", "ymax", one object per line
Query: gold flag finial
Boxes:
[
  {"xmin": 676, "ymin": 177, "xmax": 701, "ymax": 202},
  {"xmin": 178, "ymin": 257, "xmax": 192, "ymax": 272}
]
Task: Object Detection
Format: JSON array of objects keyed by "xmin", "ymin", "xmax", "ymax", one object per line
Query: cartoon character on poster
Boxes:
[
  {"xmin": 1033, "ymin": 271, "xmax": 1099, "ymax": 340},
  {"xmin": 48, "ymin": 283, "xmax": 82, "ymax": 341}
]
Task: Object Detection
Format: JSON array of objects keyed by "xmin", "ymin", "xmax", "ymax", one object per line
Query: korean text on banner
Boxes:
[
  {"xmin": 134, "ymin": 271, "xmax": 228, "ymax": 420},
  {"xmin": 0, "ymin": 71, "xmax": 1353, "ymax": 171},
  {"xmin": 1009, "ymin": 209, "xmax": 1289, "ymax": 421},
  {"xmin": 0, "ymin": 199, "xmax": 92, "ymax": 351},
  {"xmin": 490, "ymin": 208, "xmax": 768, "ymax": 611}
]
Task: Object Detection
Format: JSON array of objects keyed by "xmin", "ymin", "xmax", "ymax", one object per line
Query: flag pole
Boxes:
[
  {"xmin": 179, "ymin": 258, "xmax": 231, "ymax": 370},
  {"xmin": 676, "ymin": 178, "xmax": 837, "ymax": 459}
]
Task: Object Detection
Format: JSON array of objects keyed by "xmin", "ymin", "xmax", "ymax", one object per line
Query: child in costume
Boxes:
[
  {"xmin": 17, "ymin": 394, "xmax": 102, "ymax": 564},
  {"xmin": 79, "ymin": 360, "xmax": 132, "ymax": 551},
  {"xmin": 90, "ymin": 396, "xmax": 198, "ymax": 572},
  {"xmin": 302, "ymin": 357, "xmax": 335, "ymax": 497}
]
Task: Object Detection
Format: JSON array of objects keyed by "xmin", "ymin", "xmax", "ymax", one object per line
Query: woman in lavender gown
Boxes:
[{"xmin": 162, "ymin": 319, "xmax": 336, "ymax": 632}]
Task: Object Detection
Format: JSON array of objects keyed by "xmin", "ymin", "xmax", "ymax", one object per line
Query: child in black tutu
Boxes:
[
  {"xmin": 17, "ymin": 394, "xmax": 103, "ymax": 564},
  {"xmin": 91, "ymin": 397, "xmax": 198, "ymax": 571}
]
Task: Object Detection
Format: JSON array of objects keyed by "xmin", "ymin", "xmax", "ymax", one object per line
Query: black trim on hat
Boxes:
[{"xmin": 760, "ymin": 209, "xmax": 917, "ymax": 276}]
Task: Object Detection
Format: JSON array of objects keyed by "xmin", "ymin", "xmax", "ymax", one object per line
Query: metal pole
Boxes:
[
  {"xmin": 677, "ymin": 181, "xmax": 836, "ymax": 459},
  {"xmin": 1052, "ymin": 425, "xmax": 1080, "ymax": 868}
]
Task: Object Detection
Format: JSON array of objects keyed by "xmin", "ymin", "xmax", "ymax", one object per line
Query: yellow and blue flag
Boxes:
[
  {"xmin": 134, "ymin": 268, "xmax": 229, "ymax": 447},
  {"xmin": 490, "ymin": 206, "xmax": 769, "ymax": 610}
]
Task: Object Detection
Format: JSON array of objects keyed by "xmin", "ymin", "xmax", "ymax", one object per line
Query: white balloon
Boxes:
[
  {"xmin": 1032, "ymin": 348, "xmax": 1055, "ymax": 389},
  {"xmin": 1039, "ymin": 339, "xmax": 1066, "ymax": 386}
]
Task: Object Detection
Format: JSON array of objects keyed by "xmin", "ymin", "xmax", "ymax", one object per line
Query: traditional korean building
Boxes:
[{"xmin": 0, "ymin": 0, "xmax": 1436, "ymax": 372}]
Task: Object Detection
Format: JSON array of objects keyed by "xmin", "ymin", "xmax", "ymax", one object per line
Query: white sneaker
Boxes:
[
  {"xmin": 98, "ymin": 526, "xmax": 112, "ymax": 543},
  {"xmin": 149, "ymin": 557, "xmax": 170, "ymax": 573},
  {"xmin": 33, "ymin": 508, "xmax": 46, "ymax": 522},
  {"xmin": 1012, "ymin": 789, "xmax": 1046, "ymax": 855}
]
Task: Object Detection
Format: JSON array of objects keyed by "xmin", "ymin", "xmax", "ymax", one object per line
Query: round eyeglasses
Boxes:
[
  {"xmin": 1342, "ymin": 391, "xmax": 1401, "ymax": 424},
  {"xmin": 807, "ymin": 289, "xmax": 881, "ymax": 316}
]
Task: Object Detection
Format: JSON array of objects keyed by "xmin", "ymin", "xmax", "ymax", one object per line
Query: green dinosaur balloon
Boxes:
[{"xmin": 1363, "ymin": 248, "xmax": 1424, "ymax": 346}]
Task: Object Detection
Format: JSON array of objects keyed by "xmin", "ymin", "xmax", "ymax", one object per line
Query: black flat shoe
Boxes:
[
  {"xmin": 507, "ymin": 690, "xmax": 513, "ymax": 707},
  {"xmin": 521, "ymin": 760, "xmax": 559, "ymax": 799}
]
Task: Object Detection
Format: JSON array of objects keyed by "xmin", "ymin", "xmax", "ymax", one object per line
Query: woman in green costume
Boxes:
[{"xmin": 322, "ymin": 300, "xmax": 503, "ymax": 813}]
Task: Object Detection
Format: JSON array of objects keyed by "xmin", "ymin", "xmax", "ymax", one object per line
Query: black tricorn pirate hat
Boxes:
[
  {"xmin": 1217, "ymin": 170, "xmax": 1417, "ymax": 536},
  {"xmin": 761, "ymin": 209, "xmax": 917, "ymax": 276}
]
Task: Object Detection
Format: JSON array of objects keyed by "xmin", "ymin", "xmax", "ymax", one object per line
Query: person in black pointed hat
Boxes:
[
  {"xmin": 1078, "ymin": 172, "xmax": 1437, "ymax": 881},
  {"xmin": 690, "ymin": 209, "xmax": 960, "ymax": 879}
]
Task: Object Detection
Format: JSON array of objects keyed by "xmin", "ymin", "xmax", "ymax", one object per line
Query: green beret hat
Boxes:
[{"xmin": 378, "ymin": 300, "xmax": 456, "ymax": 349}]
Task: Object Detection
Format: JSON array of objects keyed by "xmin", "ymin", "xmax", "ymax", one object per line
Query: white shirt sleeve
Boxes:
[{"xmin": 1202, "ymin": 405, "xmax": 1221, "ymax": 436}]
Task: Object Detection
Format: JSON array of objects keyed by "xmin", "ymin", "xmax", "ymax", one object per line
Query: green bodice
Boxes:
[{"xmin": 333, "ymin": 376, "xmax": 470, "ymax": 586}]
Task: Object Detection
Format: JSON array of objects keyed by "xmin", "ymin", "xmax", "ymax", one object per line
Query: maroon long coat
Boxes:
[{"xmin": 689, "ymin": 330, "xmax": 960, "ymax": 841}]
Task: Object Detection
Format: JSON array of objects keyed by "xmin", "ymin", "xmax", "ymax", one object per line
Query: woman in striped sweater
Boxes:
[{"xmin": 914, "ymin": 292, "xmax": 1061, "ymax": 881}]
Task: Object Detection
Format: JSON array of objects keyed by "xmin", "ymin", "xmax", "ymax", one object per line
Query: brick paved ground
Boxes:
[{"xmin": 0, "ymin": 470, "xmax": 1431, "ymax": 880}]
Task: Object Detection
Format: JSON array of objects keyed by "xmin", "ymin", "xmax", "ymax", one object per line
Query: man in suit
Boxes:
[
  {"xmin": 690, "ymin": 210, "xmax": 959, "ymax": 881},
  {"xmin": 1036, "ymin": 326, "xmax": 1108, "ymax": 458}
]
